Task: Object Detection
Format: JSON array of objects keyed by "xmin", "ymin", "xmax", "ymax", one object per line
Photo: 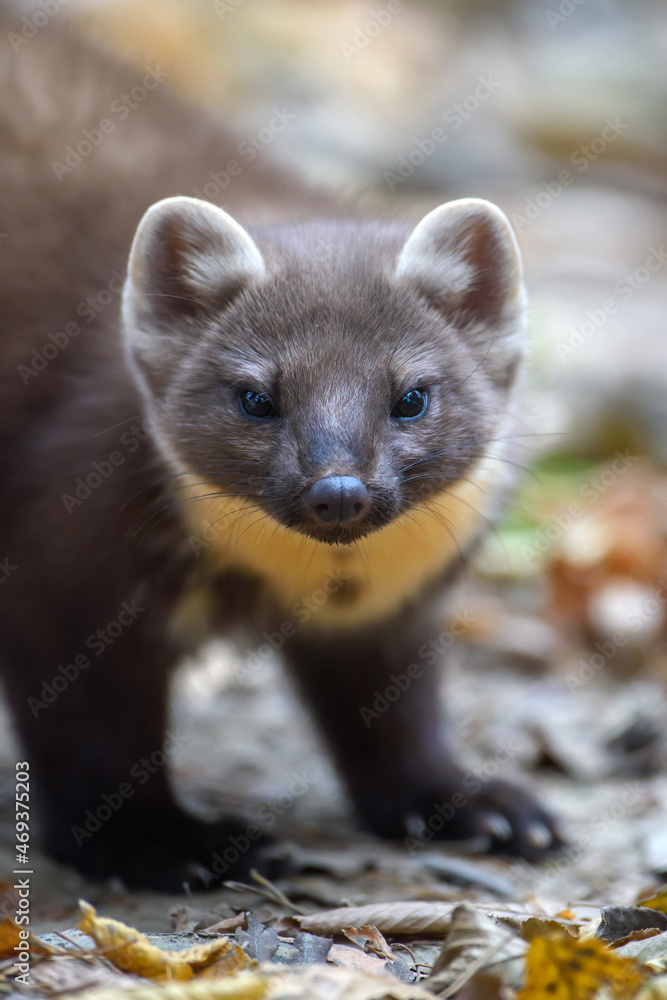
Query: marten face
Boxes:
[{"xmin": 122, "ymin": 199, "xmax": 526, "ymax": 547}]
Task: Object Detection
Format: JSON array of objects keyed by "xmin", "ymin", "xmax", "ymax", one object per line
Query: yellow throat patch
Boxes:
[{"xmin": 179, "ymin": 454, "xmax": 504, "ymax": 629}]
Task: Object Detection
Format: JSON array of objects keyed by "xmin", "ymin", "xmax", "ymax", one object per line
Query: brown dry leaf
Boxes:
[
  {"xmin": 195, "ymin": 943, "xmax": 255, "ymax": 979},
  {"xmin": 455, "ymin": 971, "xmax": 506, "ymax": 1000},
  {"xmin": 288, "ymin": 901, "xmax": 456, "ymax": 937},
  {"xmin": 329, "ymin": 943, "xmax": 389, "ymax": 975},
  {"xmin": 169, "ymin": 907, "xmax": 227, "ymax": 933},
  {"xmin": 266, "ymin": 963, "xmax": 435, "ymax": 999},
  {"xmin": 521, "ymin": 917, "xmax": 575, "ymax": 942},
  {"xmin": 428, "ymin": 902, "xmax": 526, "ymax": 996},
  {"xmin": 616, "ymin": 930, "xmax": 667, "ymax": 971},
  {"xmin": 204, "ymin": 915, "xmax": 248, "ymax": 935},
  {"xmin": 342, "ymin": 923, "xmax": 396, "ymax": 961},
  {"xmin": 518, "ymin": 931, "xmax": 644, "ymax": 1000},
  {"xmin": 53, "ymin": 963, "xmax": 434, "ymax": 1000},
  {"xmin": 78, "ymin": 900, "xmax": 245, "ymax": 981},
  {"xmin": 613, "ymin": 928, "xmax": 662, "ymax": 949},
  {"xmin": 28, "ymin": 955, "xmax": 147, "ymax": 996}
]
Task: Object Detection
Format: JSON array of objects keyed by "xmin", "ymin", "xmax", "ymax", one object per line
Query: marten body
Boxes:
[{"xmin": 0, "ymin": 13, "xmax": 560, "ymax": 890}]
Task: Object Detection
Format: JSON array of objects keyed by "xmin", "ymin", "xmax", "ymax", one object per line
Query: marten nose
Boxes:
[{"xmin": 303, "ymin": 476, "xmax": 370, "ymax": 524}]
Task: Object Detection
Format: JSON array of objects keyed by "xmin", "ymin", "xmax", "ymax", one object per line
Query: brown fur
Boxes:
[{"xmin": 0, "ymin": 11, "xmax": 560, "ymax": 890}]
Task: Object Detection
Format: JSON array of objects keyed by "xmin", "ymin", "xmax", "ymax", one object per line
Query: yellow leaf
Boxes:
[
  {"xmin": 57, "ymin": 972, "xmax": 269, "ymax": 1000},
  {"xmin": 196, "ymin": 943, "xmax": 255, "ymax": 979},
  {"xmin": 519, "ymin": 932, "xmax": 643, "ymax": 1000},
  {"xmin": 0, "ymin": 916, "xmax": 59, "ymax": 958},
  {"xmin": 77, "ymin": 901, "xmax": 245, "ymax": 981},
  {"xmin": 0, "ymin": 917, "xmax": 23, "ymax": 959},
  {"xmin": 640, "ymin": 891, "xmax": 667, "ymax": 915}
]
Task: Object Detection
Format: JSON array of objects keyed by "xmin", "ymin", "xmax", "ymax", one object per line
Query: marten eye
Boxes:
[
  {"xmin": 391, "ymin": 388, "xmax": 428, "ymax": 421},
  {"xmin": 239, "ymin": 390, "xmax": 279, "ymax": 419}
]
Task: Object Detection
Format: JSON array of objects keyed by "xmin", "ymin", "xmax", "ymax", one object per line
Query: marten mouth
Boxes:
[
  {"xmin": 284, "ymin": 515, "xmax": 392, "ymax": 546},
  {"xmin": 274, "ymin": 482, "xmax": 398, "ymax": 545}
]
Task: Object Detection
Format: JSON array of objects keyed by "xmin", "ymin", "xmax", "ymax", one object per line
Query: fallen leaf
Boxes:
[
  {"xmin": 518, "ymin": 931, "xmax": 643, "ymax": 1000},
  {"xmin": 51, "ymin": 962, "xmax": 436, "ymax": 1000},
  {"xmin": 234, "ymin": 912, "xmax": 278, "ymax": 962},
  {"xmin": 343, "ymin": 924, "xmax": 396, "ymax": 961},
  {"xmin": 640, "ymin": 890, "xmax": 667, "ymax": 915},
  {"xmin": 78, "ymin": 900, "xmax": 245, "ymax": 980},
  {"xmin": 428, "ymin": 902, "xmax": 526, "ymax": 996},
  {"xmin": 329, "ymin": 943, "xmax": 389, "ymax": 975},
  {"xmin": 170, "ymin": 907, "xmax": 229, "ymax": 933},
  {"xmin": 204, "ymin": 915, "xmax": 248, "ymax": 935},
  {"xmin": 598, "ymin": 906, "xmax": 667, "ymax": 943},
  {"xmin": 54, "ymin": 972, "xmax": 269, "ymax": 1000},
  {"xmin": 522, "ymin": 918, "xmax": 574, "ymax": 942},
  {"xmin": 616, "ymin": 930, "xmax": 667, "ymax": 971},
  {"xmin": 291, "ymin": 930, "xmax": 333, "ymax": 964},
  {"xmin": 287, "ymin": 901, "xmax": 456, "ymax": 937},
  {"xmin": 27, "ymin": 955, "xmax": 146, "ymax": 995},
  {"xmin": 265, "ymin": 962, "xmax": 435, "ymax": 999},
  {"xmin": 612, "ymin": 928, "xmax": 662, "ymax": 949},
  {"xmin": 0, "ymin": 916, "xmax": 59, "ymax": 958}
]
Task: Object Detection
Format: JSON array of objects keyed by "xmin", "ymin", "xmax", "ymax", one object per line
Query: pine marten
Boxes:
[{"xmin": 0, "ymin": 11, "xmax": 561, "ymax": 890}]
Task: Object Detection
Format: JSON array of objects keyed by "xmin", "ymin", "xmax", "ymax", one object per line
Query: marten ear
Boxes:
[
  {"xmin": 396, "ymin": 198, "xmax": 526, "ymax": 380},
  {"xmin": 122, "ymin": 197, "xmax": 265, "ymax": 388}
]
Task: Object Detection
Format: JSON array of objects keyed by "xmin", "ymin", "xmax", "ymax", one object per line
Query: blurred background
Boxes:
[{"xmin": 2, "ymin": 0, "xmax": 667, "ymax": 928}]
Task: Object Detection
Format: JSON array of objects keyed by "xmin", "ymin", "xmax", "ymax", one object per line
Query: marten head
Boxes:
[{"xmin": 122, "ymin": 196, "xmax": 526, "ymax": 546}]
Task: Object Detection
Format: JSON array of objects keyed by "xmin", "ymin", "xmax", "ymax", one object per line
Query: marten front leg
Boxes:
[
  {"xmin": 283, "ymin": 612, "xmax": 562, "ymax": 860},
  {"xmin": 2, "ymin": 592, "xmax": 270, "ymax": 892}
]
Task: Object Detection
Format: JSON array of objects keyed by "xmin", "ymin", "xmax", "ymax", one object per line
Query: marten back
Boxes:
[{"xmin": 0, "ymin": 13, "xmax": 323, "ymax": 447}]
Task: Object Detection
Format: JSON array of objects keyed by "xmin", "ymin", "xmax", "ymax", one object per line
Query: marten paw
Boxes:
[
  {"xmin": 361, "ymin": 778, "xmax": 564, "ymax": 862},
  {"xmin": 417, "ymin": 778, "xmax": 564, "ymax": 861},
  {"xmin": 48, "ymin": 808, "xmax": 275, "ymax": 892}
]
